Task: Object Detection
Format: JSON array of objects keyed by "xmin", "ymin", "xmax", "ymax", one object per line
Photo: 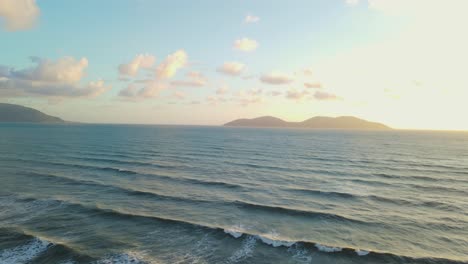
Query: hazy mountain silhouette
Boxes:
[
  {"xmin": 224, "ymin": 116, "xmax": 390, "ymax": 130},
  {"xmin": 0, "ymin": 103, "xmax": 65, "ymax": 123}
]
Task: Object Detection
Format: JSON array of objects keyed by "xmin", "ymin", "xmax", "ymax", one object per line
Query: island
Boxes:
[
  {"xmin": 224, "ymin": 116, "xmax": 390, "ymax": 130},
  {"xmin": 0, "ymin": 103, "xmax": 65, "ymax": 123}
]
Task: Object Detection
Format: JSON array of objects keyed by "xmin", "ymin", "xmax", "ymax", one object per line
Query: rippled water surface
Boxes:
[{"xmin": 0, "ymin": 123, "xmax": 467, "ymax": 263}]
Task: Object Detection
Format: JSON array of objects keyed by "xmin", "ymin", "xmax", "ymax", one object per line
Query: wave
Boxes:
[
  {"xmin": 373, "ymin": 173, "xmax": 468, "ymax": 184},
  {"xmin": 221, "ymin": 228, "xmax": 467, "ymax": 263},
  {"xmin": 286, "ymin": 188, "xmax": 357, "ymax": 199},
  {"xmin": 226, "ymin": 236, "xmax": 257, "ymax": 263},
  {"xmin": 0, "ymin": 228, "xmax": 96, "ymax": 264},
  {"xmin": 286, "ymin": 187, "xmax": 465, "ymax": 212},
  {"xmin": 0, "ymin": 237, "xmax": 51, "ymax": 264},
  {"xmin": 2, "ymin": 157, "xmax": 140, "ymax": 175},
  {"xmin": 314, "ymin": 243, "xmax": 343, "ymax": 252},
  {"xmin": 14, "ymin": 158, "xmax": 246, "ymax": 191},
  {"xmin": 12, "ymin": 170, "xmax": 468, "ymax": 233},
  {"xmin": 22, "ymin": 171, "xmax": 244, "ymax": 205},
  {"xmin": 3, "ymin": 196, "xmax": 467, "ymax": 264},
  {"xmin": 232, "ymin": 200, "xmax": 371, "ymax": 225},
  {"xmin": 32, "ymin": 158, "xmax": 468, "ymax": 197},
  {"xmin": 21, "ymin": 171, "xmax": 217, "ymax": 205},
  {"xmin": 0, "ymin": 229, "xmax": 153, "ymax": 264},
  {"xmin": 95, "ymin": 252, "xmax": 155, "ymax": 264}
]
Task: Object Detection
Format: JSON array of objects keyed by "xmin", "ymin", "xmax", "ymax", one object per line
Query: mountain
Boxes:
[
  {"xmin": 0, "ymin": 103, "xmax": 65, "ymax": 123},
  {"xmin": 224, "ymin": 115, "xmax": 390, "ymax": 130},
  {"xmin": 224, "ymin": 116, "xmax": 289, "ymax": 127}
]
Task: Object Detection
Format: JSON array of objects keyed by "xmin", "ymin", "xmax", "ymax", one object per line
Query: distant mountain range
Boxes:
[
  {"xmin": 0, "ymin": 103, "xmax": 390, "ymax": 129},
  {"xmin": 0, "ymin": 103, "xmax": 65, "ymax": 123},
  {"xmin": 224, "ymin": 116, "xmax": 390, "ymax": 130}
]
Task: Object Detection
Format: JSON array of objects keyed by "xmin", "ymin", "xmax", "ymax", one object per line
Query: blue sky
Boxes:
[{"xmin": 1, "ymin": 0, "xmax": 467, "ymax": 130}]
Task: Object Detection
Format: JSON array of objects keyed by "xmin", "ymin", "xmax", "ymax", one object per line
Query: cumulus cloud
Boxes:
[
  {"xmin": 156, "ymin": 50, "xmax": 188, "ymax": 79},
  {"xmin": 234, "ymin": 38, "xmax": 258, "ymax": 52},
  {"xmin": 118, "ymin": 54, "xmax": 155, "ymax": 76},
  {"xmin": 118, "ymin": 83, "xmax": 138, "ymax": 97},
  {"xmin": 118, "ymin": 50, "xmax": 192, "ymax": 100},
  {"xmin": 217, "ymin": 62, "xmax": 245, "ymax": 76},
  {"xmin": 216, "ymin": 85, "xmax": 229, "ymax": 95},
  {"xmin": 268, "ymin": 90, "xmax": 282, "ymax": 97},
  {"xmin": 260, "ymin": 71, "xmax": 294, "ymax": 85},
  {"xmin": 314, "ymin": 91, "xmax": 339, "ymax": 100},
  {"xmin": 170, "ymin": 71, "xmax": 207, "ymax": 87},
  {"xmin": 303, "ymin": 68, "xmax": 314, "ymax": 76},
  {"xmin": 11, "ymin": 56, "xmax": 88, "ymax": 83},
  {"xmin": 0, "ymin": 56, "xmax": 110, "ymax": 98},
  {"xmin": 304, "ymin": 82, "xmax": 323, "ymax": 89},
  {"xmin": 286, "ymin": 89, "xmax": 309, "ymax": 100},
  {"xmin": 119, "ymin": 80, "xmax": 167, "ymax": 99},
  {"xmin": 244, "ymin": 15, "xmax": 260, "ymax": 23},
  {"xmin": 0, "ymin": 0, "xmax": 39, "ymax": 31}
]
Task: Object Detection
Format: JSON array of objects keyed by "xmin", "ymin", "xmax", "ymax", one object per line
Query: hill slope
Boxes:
[
  {"xmin": 224, "ymin": 116, "xmax": 289, "ymax": 127},
  {"xmin": 224, "ymin": 116, "xmax": 390, "ymax": 130},
  {"xmin": 0, "ymin": 103, "xmax": 65, "ymax": 123}
]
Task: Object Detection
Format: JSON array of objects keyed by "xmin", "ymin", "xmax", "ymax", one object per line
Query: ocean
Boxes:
[{"xmin": 0, "ymin": 123, "xmax": 467, "ymax": 264}]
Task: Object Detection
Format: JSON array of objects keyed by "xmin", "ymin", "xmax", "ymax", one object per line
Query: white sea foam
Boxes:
[
  {"xmin": 355, "ymin": 249, "xmax": 370, "ymax": 256},
  {"xmin": 314, "ymin": 243, "xmax": 342, "ymax": 253},
  {"xmin": 257, "ymin": 235, "xmax": 295, "ymax": 247},
  {"xmin": 257, "ymin": 231, "xmax": 295, "ymax": 247},
  {"xmin": 0, "ymin": 238, "xmax": 51, "ymax": 264},
  {"xmin": 225, "ymin": 228, "xmax": 295, "ymax": 248},
  {"xmin": 224, "ymin": 224, "xmax": 246, "ymax": 238},
  {"xmin": 287, "ymin": 245, "xmax": 313, "ymax": 264},
  {"xmin": 60, "ymin": 261, "xmax": 77, "ymax": 264},
  {"xmin": 224, "ymin": 229, "xmax": 243, "ymax": 238},
  {"xmin": 227, "ymin": 236, "xmax": 257, "ymax": 263},
  {"xmin": 95, "ymin": 252, "xmax": 152, "ymax": 264}
]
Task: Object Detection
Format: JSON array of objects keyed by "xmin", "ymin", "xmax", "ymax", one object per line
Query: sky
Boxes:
[{"xmin": 0, "ymin": 0, "xmax": 467, "ymax": 130}]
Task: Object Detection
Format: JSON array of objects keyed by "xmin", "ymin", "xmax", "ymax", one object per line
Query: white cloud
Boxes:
[
  {"xmin": 303, "ymin": 68, "xmax": 314, "ymax": 76},
  {"xmin": 14, "ymin": 56, "xmax": 88, "ymax": 83},
  {"xmin": 244, "ymin": 15, "xmax": 260, "ymax": 23},
  {"xmin": 268, "ymin": 90, "xmax": 282, "ymax": 97},
  {"xmin": 118, "ymin": 83, "xmax": 138, "ymax": 97},
  {"xmin": 118, "ymin": 54, "xmax": 155, "ymax": 76},
  {"xmin": 234, "ymin": 38, "xmax": 258, "ymax": 52},
  {"xmin": 314, "ymin": 91, "xmax": 339, "ymax": 100},
  {"xmin": 0, "ymin": 56, "xmax": 110, "ymax": 98},
  {"xmin": 260, "ymin": 71, "xmax": 294, "ymax": 85},
  {"xmin": 156, "ymin": 50, "xmax": 188, "ymax": 79},
  {"xmin": 119, "ymin": 80, "xmax": 167, "ymax": 99},
  {"xmin": 170, "ymin": 71, "xmax": 207, "ymax": 87},
  {"xmin": 217, "ymin": 62, "xmax": 245, "ymax": 76},
  {"xmin": 0, "ymin": 0, "xmax": 39, "ymax": 31},
  {"xmin": 286, "ymin": 89, "xmax": 309, "ymax": 100},
  {"xmin": 304, "ymin": 82, "xmax": 323, "ymax": 89},
  {"xmin": 138, "ymin": 81, "xmax": 167, "ymax": 98},
  {"xmin": 216, "ymin": 85, "xmax": 229, "ymax": 95}
]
